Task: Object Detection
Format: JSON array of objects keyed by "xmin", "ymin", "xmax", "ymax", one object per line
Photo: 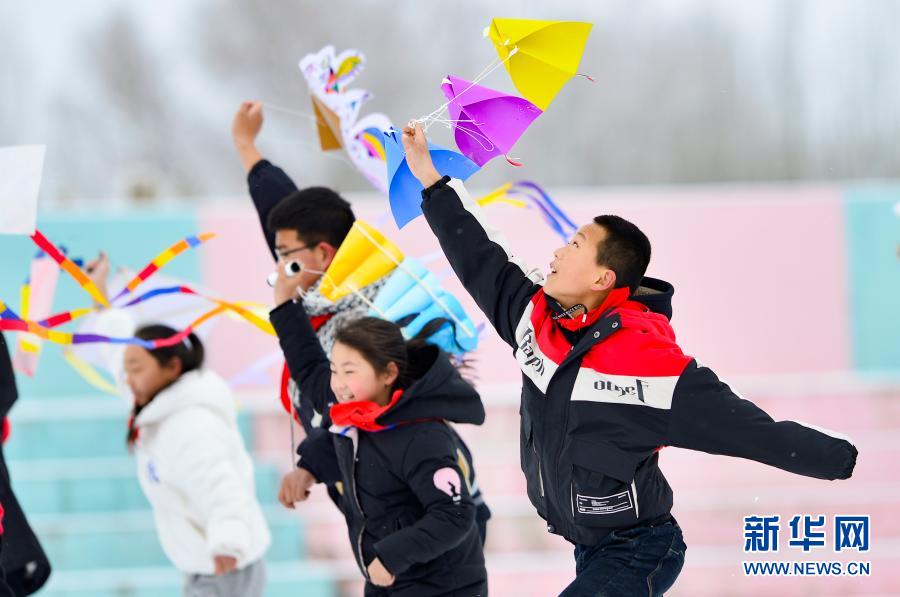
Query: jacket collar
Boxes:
[{"xmin": 548, "ymin": 286, "xmax": 632, "ymax": 332}]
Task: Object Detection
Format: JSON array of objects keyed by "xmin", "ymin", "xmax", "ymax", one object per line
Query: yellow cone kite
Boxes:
[
  {"xmin": 487, "ymin": 18, "xmax": 592, "ymax": 110},
  {"xmin": 320, "ymin": 220, "xmax": 405, "ymax": 302}
]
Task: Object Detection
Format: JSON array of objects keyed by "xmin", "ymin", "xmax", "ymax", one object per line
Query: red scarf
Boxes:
[{"xmin": 329, "ymin": 390, "xmax": 404, "ymax": 432}]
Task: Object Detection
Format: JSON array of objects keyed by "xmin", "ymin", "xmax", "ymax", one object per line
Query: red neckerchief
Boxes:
[
  {"xmin": 552, "ymin": 287, "xmax": 632, "ymax": 332},
  {"xmin": 280, "ymin": 313, "xmax": 336, "ymax": 422},
  {"xmin": 329, "ymin": 389, "xmax": 404, "ymax": 432},
  {"xmin": 1, "ymin": 417, "xmax": 9, "ymax": 444}
]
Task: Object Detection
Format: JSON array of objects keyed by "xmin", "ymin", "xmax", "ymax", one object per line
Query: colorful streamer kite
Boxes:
[
  {"xmin": 30, "ymin": 230, "xmax": 110, "ymax": 307},
  {"xmin": 110, "ymin": 233, "xmax": 216, "ymax": 303},
  {"xmin": 298, "ymin": 46, "xmax": 394, "ymax": 193}
]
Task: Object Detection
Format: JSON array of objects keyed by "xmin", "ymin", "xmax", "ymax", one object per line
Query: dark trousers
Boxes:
[
  {"xmin": 560, "ymin": 520, "xmax": 686, "ymax": 597},
  {"xmin": 364, "ymin": 580, "xmax": 487, "ymax": 597}
]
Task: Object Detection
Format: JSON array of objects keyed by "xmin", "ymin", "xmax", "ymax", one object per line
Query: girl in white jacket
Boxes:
[{"xmin": 87, "ymin": 254, "xmax": 271, "ymax": 596}]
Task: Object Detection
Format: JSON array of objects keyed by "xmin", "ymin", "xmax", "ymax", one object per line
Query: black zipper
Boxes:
[
  {"xmin": 336, "ymin": 430, "xmax": 369, "ymax": 579},
  {"xmin": 552, "ymin": 314, "xmax": 621, "ymax": 535}
]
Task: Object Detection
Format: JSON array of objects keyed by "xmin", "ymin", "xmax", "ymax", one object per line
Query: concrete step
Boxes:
[
  {"xmin": 7, "ymin": 457, "xmax": 284, "ymax": 514},
  {"xmin": 40, "ymin": 561, "xmax": 338, "ymax": 597},
  {"xmin": 29, "ymin": 507, "xmax": 306, "ymax": 570},
  {"xmin": 4, "ymin": 399, "xmax": 255, "ymax": 460}
]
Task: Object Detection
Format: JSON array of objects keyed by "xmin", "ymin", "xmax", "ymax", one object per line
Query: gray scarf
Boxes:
[{"xmin": 288, "ymin": 276, "xmax": 389, "ymax": 424}]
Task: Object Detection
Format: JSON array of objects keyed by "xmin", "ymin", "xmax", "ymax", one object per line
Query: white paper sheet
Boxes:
[{"xmin": 0, "ymin": 145, "xmax": 46, "ymax": 235}]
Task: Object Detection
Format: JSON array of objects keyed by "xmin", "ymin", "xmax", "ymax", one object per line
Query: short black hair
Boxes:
[
  {"xmin": 266, "ymin": 187, "xmax": 355, "ymax": 248},
  {"xmin": 592, "ymin": 215, "xmax": 651, "ymax": 295}
]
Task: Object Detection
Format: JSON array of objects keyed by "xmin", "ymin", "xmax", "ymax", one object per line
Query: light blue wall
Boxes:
[
  {"xmin": 0, "ymin": 210, "xmax": 202, "ymax": 397},
  {"xmin": 844, "ymin": 185, "xmax": 900, "ymax": 376}
]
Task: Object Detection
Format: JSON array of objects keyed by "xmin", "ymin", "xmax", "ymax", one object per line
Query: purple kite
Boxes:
[{"xmin": 440, "ymin": 74, "xmax": 542, "ymax": 167}]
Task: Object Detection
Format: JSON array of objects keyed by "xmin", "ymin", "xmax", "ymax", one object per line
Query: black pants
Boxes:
[{"xmin": 364, "ymin": 580, "xmax": 487, "ymax": 597}]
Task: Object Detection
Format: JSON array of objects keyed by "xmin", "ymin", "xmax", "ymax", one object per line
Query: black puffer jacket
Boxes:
[
  {"xmin": 271, "ymin": 301, "xmax": 487, "ymax": 596},
  {"xmin": 420, "ymin": 176, "xmax": 857, "ymax": 548},
  {"xmin": 0, "ymin": 334, "xmax": 51, "ymax": 596}
]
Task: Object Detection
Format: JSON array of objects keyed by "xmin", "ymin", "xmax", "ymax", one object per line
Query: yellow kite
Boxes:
[
  {"xmin": 319, "ymin": 220, "xmax": 405, "ymax": 302},
  {"xmin": 487, "ymin": 18, "xmax": 593, "ymax": 110}
]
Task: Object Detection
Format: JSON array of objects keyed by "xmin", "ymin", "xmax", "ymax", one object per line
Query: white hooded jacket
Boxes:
[
  {"xmin": 87, "ymin": 309, "xmax": 271, "ymax": 574},
  {"xmin": 133, "ymin": 368, "xmax": 271, "ymax": 574}
]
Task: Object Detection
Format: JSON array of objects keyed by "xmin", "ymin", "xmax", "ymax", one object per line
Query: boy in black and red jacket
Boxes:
[{"xmin": 399, "ymin": 123, "xmax": 857, "ymax": 596}]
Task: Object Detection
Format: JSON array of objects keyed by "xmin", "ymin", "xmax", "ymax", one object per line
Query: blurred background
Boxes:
[{"xmin": 1, "ymin": 1, "xmax": 898, "ymax": 595}]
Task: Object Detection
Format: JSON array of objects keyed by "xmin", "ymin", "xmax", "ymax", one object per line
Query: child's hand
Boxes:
[
  {"xmin": 401, "ymin": 122, "xmax": 442, "ymax": 188},
  {"xmin": 367, "ymin": 558, "xmax": 396, "ymax": 587},
  {"xmin": 213, "ymin": 555, "xmax": 237, "ymax": 576},
  {"xmin": 85, "ymin": 252, "xmax": 110, "ymax": 307},
  {"xmin": 233, "ymin": 101, "xmax": 265, "ymax": 172},
  {"xmin": 272, "ymin": 261, "xmax": 305, "ymax": 306},
  {"xmin": 232, "ymin": 101, "xmax": 263, "ymax": 148},
  {"xmin": 278, "ymin": 468, "xmax": 316, "ymax": 509}
]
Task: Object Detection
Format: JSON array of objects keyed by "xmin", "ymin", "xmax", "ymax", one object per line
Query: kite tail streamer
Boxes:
[
  {"xmin": 30, "ymin": 230, "xmax": 110, "ymax": 307},
  {"xmin": 111, "ymin": 233, "xmax": 216, "ymax": 303}
]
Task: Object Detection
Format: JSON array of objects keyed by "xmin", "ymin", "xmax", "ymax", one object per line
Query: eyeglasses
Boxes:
[{"xmin": 275, "ymin": 244, "xmax": 316, "ymax": 260}]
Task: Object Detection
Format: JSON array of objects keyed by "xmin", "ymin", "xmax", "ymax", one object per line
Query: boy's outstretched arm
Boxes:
[
  {"xmin": 667, "ymin": 361, "xmax": 857, "ymax": 480},
  {"xmin": 233, "ymin": 101, "xmax": 299, "ymax": 260},
  {"xmin": 402, "ymin": 122, "xmax": 540, "ymax": 347}
]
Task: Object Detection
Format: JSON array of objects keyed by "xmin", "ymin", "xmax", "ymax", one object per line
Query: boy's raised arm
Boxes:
[
  {"xmin": 269, "ymin": 273, "xmax": 335, "ymax": 416},
  {"xmin": 402, "ymin": 123, "xmax": 540, "ymax": 347},
  {"xmin": 233, "ymin": 101, "xmax": 299, "ymax": 260}
]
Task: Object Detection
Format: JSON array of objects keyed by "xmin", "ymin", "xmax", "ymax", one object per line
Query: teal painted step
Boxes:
[
  {"xmin": 4, "ymin": 399, "xmax": 254, "ymax": 460},
  {"xmin": 8, "ymin": 458, "xmax": 283, "ymax": 514},
  {"xmin": 31, "ymin": 507, "xmax": 306, "ymax": 570},
  {"xmin": 40, "ymin": 562, "xmax": 338, "ymax": 597}
]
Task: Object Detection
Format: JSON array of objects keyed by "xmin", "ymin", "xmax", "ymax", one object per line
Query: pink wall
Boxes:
[
  {"xmin": 198, "ymin": 205, "xmax": 283, "ymax": 388},
  {"xmin": 198, "ymin": 184, "xmax": 851, "ymax": 387}
]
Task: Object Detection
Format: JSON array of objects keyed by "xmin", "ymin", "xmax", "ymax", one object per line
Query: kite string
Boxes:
[
  {"xmin": 262, "ymin": 138, "xmax": 357, "ymax": 166},
  {"xmin": 260, "ymin": 102, "xmax": 359, "ymax": 167},
  {"xmin": 436, "ymin": 120, "xmax": 496, "ymax": 152},
  {"xmin": 262, "ymin": 101, "xmax": 321, "ymax": 123},
  {"xmin": 415, "ymin": 48, "xmax": 519, "ymax": 132},
  {"xmin": 418, "ymin": 56, "xmax": 507, "ymax": 128}
]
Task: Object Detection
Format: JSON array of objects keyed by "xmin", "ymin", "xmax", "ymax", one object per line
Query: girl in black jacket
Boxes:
[{"xmin": 270, "ymin": 283, "xmax": 487, "ymax": 596}]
